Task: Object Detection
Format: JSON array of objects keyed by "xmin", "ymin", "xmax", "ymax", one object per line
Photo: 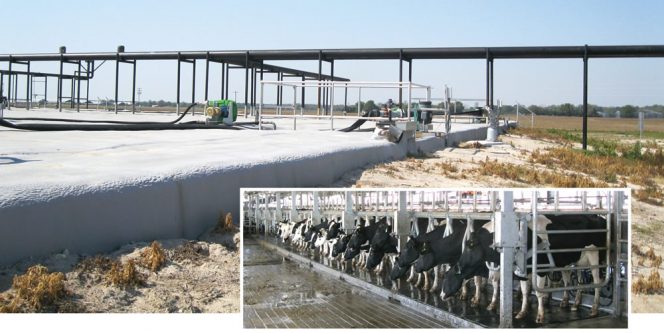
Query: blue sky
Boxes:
[{"xmin": 1, "ymin": 0, "xmax": 663, "ymax": 106}]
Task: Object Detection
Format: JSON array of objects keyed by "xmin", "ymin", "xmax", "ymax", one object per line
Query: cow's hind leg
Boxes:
[
  {"xmin": 459, "ymin": 279, "xmax": 469, "ymax": 300},
  {"xmin": 535, "ymin": 275, "xmax": 547, "ymax": 324},
  {"xmin": 487, "ymin": 270, "xmax": 500, "ymax": 311},
  {"xmin": 515, "ymin": 279, "xmax": 531, "ymax": 320},
  {"xmin": 430, "ymin": 265, "xmax": 441, "ymax": 292},
  {"xmin": 560, "ymin": 270, "xmax": 571, "ymax": 308},
  {"xmin": 471, "ymin": 276, "xmax": 482, "ymax": 307}
]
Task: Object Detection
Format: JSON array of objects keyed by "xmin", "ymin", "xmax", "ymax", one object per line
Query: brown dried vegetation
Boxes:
[
  {"xmin": 139, "ymin": 241, "xmax": 166, "ymax": 272},
  {"xmin": 473, "ymin": 158, "xmax": 607, "ymax": 188},
  {"xmin": 105, "ymin": 259, "xmax": 145, "ymax": 288},
  {"xmin": 633, "ymin": 271, "xmax": 664, "ymax": 294},
  {"xmin": 0, "ymin": 265, "xmax": 67, "ymax": 313}
]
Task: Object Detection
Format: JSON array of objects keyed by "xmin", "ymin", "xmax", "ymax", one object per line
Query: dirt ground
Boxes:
[
  {"xmin": 334, "ymin": 131, "xmax": 664, "ymax": 313},
  {"xmin": 0, "ymin": 227, "xmax": 240, "ymax": 313}
]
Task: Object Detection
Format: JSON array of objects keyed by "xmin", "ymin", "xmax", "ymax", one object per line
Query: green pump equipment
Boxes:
[{"xmin": 205, "ymin": 100, "xmax": 238, "ymax": 125}]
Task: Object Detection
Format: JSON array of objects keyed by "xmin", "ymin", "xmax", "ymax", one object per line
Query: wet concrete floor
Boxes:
[
  {"xmin": 243, "ymin": 237, "xmax": 452, "ymax": 328},
  {"xmin": 245, "ymin": 235, "xmax": 628, "ymax": 328}
]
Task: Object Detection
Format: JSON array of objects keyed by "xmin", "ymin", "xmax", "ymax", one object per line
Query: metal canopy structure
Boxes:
[{"xmin": 2, "ymin": 44, "xmax": 662, "ymax": 147}]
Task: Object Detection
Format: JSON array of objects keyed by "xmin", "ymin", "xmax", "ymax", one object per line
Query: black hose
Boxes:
[
  {"xmin": 2, "ymin": 103, "xmax": 197, "ymax": 125},
  {"xmin": 0, "ymin": 119, "xmax": 242, "ymax": 131},
  {"xmin": 337, "ymin": 110, "xmax": 372, "ymax": 132}
]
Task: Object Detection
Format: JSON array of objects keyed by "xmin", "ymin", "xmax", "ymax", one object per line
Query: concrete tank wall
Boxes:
[{"xmin": 0, "ymin": 135, "xmax": 451, "ymax": 266}]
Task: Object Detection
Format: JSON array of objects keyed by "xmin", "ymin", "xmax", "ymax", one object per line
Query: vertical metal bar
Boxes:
[
  {"xmin": 244, "ymin": 52, "xmax": 249, "ymax": 116},
  {"xmin": 498, "ymin": 190, "xmax": 515, "ymax": 328},
  {"xmin": 330, "ymin": 59, "xmax": 334, "ymax": 114},
  {"xmin": 301, "ymin": 76, "xmax": 305, "ymax": 110},
  {"xmin": 276, "ymin": 72, "xmax": 281, "ymax": 108},
  {"xmin": 225, "ymin": 62, "xmax": 229, "ymax": 99},
  {"xmin": 26, "ymin": 61, "xmax": 31, "ymax": 110},
  {"xmin": 344, "ymin": 84, "xmax": 347, "ymax": 112},
  {"xmin": 7, "ymin": 57, "xmax": 12, "ymax": 110},
  {"xmin": 582, "ymin": 45, "xmax": 589, "ymax": 150},
  {"xmin": 131, "ymin": 60, "xmax": 136, "ymax": 113},
  {"xmin": 58, "ymin": 56, "xmax": 62, "ymax": 111},
  {"xmin": 85, "ymin": 61, "xmax": 90, "ymax": 109},
  {"xmin": 317, "ymin": 50, "xmax": 322, "ymax": 115},
  {"xmin": 204, "ymin": 52, "xmax": 209, "ymax": 101},
  {"xmin": 0, "ymin": 73, "xmax": 3, "ymax": 104},
  {"xmin": 486, "ymin": 48, "xmax": 490, "ymax": 107},
  {"xmin": 191, "ymin": 59, "xmax": 196, "ymax": 115},
  {"xmin": 220, "ymin": 61, "xmax": 225, "ymax": 99},
  {"xmin": 408, "ymin": 59, "xmax": 413, "ymax": 82},
  {"xmin": 70, "ymin": 77, "xmax": 74, "ymax": 109},
  {"xmin": 399, "ymin": 49, "xmax": 403, "ymax": 106},
  {"xmin": 176, "ymin": 53, "xmax": 181, "ymax": 114},
  {"xmin": 490, "ymin": 58, "xmax": 494, "ymax": 109},
  {"xmin": 114, "ymin": 53, "xmax": 119, "ymax": 114},
  {"xmin": 77, "ymin": 60, "xmax": 82, "ymax": 112}
]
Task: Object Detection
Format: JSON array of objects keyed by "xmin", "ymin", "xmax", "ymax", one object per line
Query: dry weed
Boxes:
[
  {"xmin": 106, "ymin": 259, "xmax": 145, "ymax": 288},
  {"xmin": 473, "ymin": 158, "xmax": 607, "ymax": 187},
  {"xmin": 632, "ymin": 271, "xmax": 664, "ymax": 294},
  {"xmin": 139, "ymin": 241, "xmax": 166, "ymax": 272},
  {"xmin": 0, "ymin": 265, "xmax": 67, "ymax": 312}
]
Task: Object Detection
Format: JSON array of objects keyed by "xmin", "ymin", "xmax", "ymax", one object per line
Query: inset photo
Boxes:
[{"xmin": 242, "ymin": 188, "xmax": 628, "ymax": 329}]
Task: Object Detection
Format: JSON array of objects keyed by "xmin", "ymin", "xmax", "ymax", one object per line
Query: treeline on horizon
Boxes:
[{"xmin": 129, "ymin": 99, "xmax": 663, "ymax": 118}]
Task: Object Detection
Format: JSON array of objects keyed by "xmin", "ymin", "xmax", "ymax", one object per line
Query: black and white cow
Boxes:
[
  {"xmin": 344, "ymin": 217, "xmax": 384, "ymax": 268},
  {"xmin": 366, "ymin": 221, "xmax": 399, "ymax": 274},
  {"xmin": 440, "ymin": 220, "xmax": 499, "ymax": 308},
  {"xmin": 441, "ymin": 214, "xmax": 606, "ymax": 324},
  {"xmin": 414, "ymin": 218, "xmax": 491, "ymax": 299},
  {"xmin": 389, "ymin": 222, "xmax": 448, "ymax": 290}
]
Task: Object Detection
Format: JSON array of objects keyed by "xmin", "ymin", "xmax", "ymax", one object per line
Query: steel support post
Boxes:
[
  {"xmin": 77, "ymin": 61, "xmax": 82, "ymax": 112},
  {"xmin": 317, "ymin": 50, "xmax": 322, "ymax": 115},
  {"xmin": 496, "ymin": 190, "xmax": 517, "ymax": 328},
  {"xmin": 395, "ymin": 191, "xmax": 410, "ymax": 252},
  {"xmin": 486, "ymin": 49, "xmax": 490, "ymax": 107},
  {"xmin": 191, "ymin": 59, "xmax": 196, "ymax": 115},
  {"xmin": 312, "ymin": 192, "xmax": 321, "ymax": 226},
  {"xmin": 220, "ymin": 61, "xmax": 225, "ymax": 99},
  {"xmin": 582, "ymin": 45, "xmax": 589, "ymax": 150},
  {"xmin": 26, "ymin": 61, "xmax": 31, "ymax": 110},
  {"xmin": 225, "ymin": 62, "xmax": 230, "ymax": 99},
  {"xmin": 176, "ymin": 54, "xmax": 181, "ymax": 115},
  {"xmin": 8, "ymin": 57, "xmax": 12, "ymax": 110},
  {"xmin": 85, "ymin": 61, "xmax": 90, "ymax": 109},
  {"xmin": 58, "ymin": 56, "xmax": 63, "ymax": 111},
  {"xmin": 342, "ymin": 191, "xmax": 355, "ymax": 230},
  {"xmin": 244, "ymin": 52, "xmax": 249, "ymax": 117},
  {"xmin": 131, "ymin": 60, "xmax": 136, "ymax": 113},
  {"xmin": 204, "ymin": 52, "xmax": 209, "ymax": 101},
  {"xmin": 301, "ymin": 76, "xmax": 305, "ymax": 109},
  {"xmin": 114, "ymin": 53, "xmax": 119, "ymax": 114},
  {"xmin": 399, "ymin": 49, "xmax": 403, "ymax": 106}
]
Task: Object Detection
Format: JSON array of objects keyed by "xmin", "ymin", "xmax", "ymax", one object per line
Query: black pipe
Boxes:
[
  {"xmin": 6, "ymin": 45, "xmax": 664, "ymax": 62},
  {"xmin": 0, "ymin": 120, "xmax": 241, "ymax": 131},
  {"xmin": 317, "ymin": 50, "xmax": 322, "ymax": 114}
]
